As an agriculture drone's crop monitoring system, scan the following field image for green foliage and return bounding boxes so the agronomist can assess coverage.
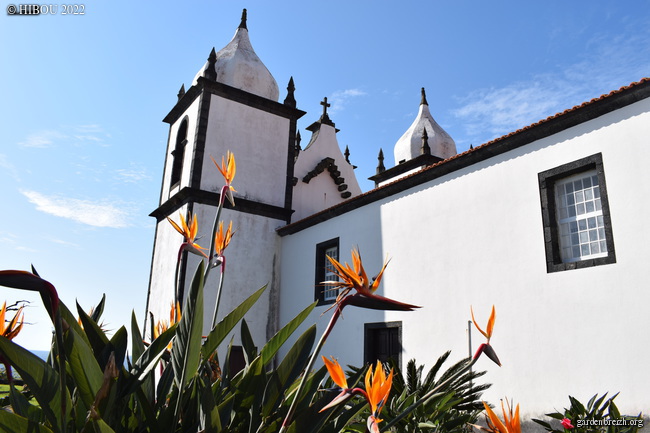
[532,393,644,433]
[0,275,497,433]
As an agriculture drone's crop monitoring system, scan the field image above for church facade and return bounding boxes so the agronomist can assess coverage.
[145,10,650,417]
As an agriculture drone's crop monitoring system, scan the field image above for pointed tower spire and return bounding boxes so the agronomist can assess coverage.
[376,148,386,174]
[393,87,456,164]
[284,76,296,107]
[239,8,247,30]
[420,128,431,155]
[177,84,186,101]
[420,87,428,106]
[204,47,217,81]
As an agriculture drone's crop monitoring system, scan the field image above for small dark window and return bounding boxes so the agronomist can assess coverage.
[315,238,339,305]
[364,321,402,367]
[170,119,188,187]
[538,153,616,273]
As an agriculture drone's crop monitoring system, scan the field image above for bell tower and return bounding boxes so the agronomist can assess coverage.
[145,9,305,345]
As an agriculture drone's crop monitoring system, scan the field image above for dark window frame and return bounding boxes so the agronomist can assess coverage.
[170,118,189,187]
[314,237,339,305]
[364,321,402,368]
[538,153,616,273]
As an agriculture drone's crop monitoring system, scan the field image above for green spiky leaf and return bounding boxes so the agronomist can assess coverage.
[172,261,205,390]
[201,285,266,359]
[64,327,103,409]
[0,410,54,433]
[259,302,316,365]
[0,336,70,432]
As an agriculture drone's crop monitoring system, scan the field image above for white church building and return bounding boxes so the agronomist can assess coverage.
[145,10,650,418]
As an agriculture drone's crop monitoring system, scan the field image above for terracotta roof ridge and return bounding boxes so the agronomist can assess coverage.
[470,77,650,152]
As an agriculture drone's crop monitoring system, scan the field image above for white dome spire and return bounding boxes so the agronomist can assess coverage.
[193,9,280,101]
[393,88,456,164]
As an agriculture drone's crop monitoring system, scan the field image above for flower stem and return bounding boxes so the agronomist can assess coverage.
[211,263,226,329]
[54,308,67,433]
[280,305,343,432]
[380,357,478,432]
[204,185,227,282]
[174,254,182,304]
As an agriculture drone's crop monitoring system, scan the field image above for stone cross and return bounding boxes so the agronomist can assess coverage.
[320,97,330,118]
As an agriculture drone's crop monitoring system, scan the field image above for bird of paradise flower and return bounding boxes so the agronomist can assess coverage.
[320,356,393,433]
[472,399,521,433]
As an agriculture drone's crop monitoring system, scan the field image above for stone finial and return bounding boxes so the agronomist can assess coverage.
[470,144,474,150]
[284,76,296,107]
[420,87,428,106]
[239,8,247,30]
[295,130,302,152]
[376,148,386,174]
[420,128,431,155]
[177,84,186,101]
[205,47,217,81]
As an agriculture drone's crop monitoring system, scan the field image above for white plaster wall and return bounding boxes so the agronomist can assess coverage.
[160,97,202,201]
[279,99,650,417]
[192,205,282,346]
[292,124,362,221]
[201,95,290,208]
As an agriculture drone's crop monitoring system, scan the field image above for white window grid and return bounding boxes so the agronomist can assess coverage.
[555,170,608,263]
[323,246,339,301]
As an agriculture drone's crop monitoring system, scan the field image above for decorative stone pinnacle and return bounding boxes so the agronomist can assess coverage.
[421,128,431,155]
[177,84,186,101]
[420,87,428,106]
[239,8,247,29]
[205,47,217,81]
[284,76,296,107]
[344,145,350,163]
[377,148,385,174]
[296,130,302,151]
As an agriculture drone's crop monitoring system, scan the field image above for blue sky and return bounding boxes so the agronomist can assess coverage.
[1,1,649,350]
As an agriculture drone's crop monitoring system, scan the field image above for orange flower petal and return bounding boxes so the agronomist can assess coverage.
[486,305,496,339]
[0,302,6,334]
[365,361,392,416]
[322,356,348,389]
[180,213,190,236]
[190,214,198,240]
[471,306,490,340]
[167,216,185,236]
[369,257,390,293]
[483,401,508,433]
